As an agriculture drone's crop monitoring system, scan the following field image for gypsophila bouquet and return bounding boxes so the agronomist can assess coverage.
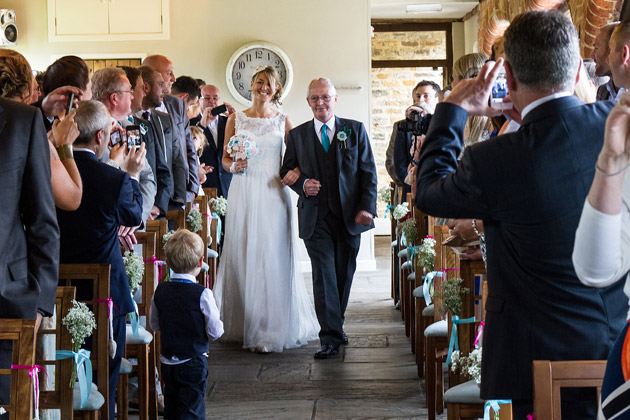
[434,277,469,317]
[187,206,202,233]
[162,230,175,250]
[378,185,393,204]
[123,251,144,292]
[398,219,418,245]
[450,347,482,384]
[392,202,410,220]
[418,236,436,271]
[62,300,96,387]
[209,196,227,217]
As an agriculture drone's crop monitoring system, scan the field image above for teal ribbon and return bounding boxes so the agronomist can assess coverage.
[446,315,476,365]
[484,399,512,420]
[423,271,440,306]
[406,245,421,268]
[56,349,92,408]
[384,205,394,218]
[401,232,406,247]
[129,296,140,338]
[213,212,222,244]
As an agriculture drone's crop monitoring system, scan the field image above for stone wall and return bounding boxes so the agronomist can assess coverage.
[371,29,446,213]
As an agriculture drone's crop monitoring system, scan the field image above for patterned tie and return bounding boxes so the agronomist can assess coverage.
[321,125,330,152]
[142,111,150,121]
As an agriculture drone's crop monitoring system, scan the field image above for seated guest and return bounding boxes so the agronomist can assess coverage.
[150,229,223,419]
[57,100,145,420]
[121,65,172,220]
[0,49,82,211]
[392,80,440,199]
[415,10,626,418]
[573,90,630,419]
[91,66,156,224]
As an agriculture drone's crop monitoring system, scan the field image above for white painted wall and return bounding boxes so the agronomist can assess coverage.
[464,13,480,53]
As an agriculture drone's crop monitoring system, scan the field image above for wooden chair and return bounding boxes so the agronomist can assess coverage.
[0,318,36,420]
[390,182,400,305]
[413,207,431,377]
[146,219,168,283]
[118,231,159,420]
[532,360,606,420]
[186,194,211,286]
[203,188,219,289]
[165,209,185,232]
[58,264,111,420]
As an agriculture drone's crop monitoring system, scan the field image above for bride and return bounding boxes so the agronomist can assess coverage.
[213,66,319,352]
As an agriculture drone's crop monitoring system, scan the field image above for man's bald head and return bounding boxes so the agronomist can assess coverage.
[142,54,175,94]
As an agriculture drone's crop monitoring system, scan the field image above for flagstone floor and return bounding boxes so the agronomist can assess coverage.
[131,236,447,419]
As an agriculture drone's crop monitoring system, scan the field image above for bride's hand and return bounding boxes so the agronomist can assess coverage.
[233,158,248,173]
[281,167,301,186]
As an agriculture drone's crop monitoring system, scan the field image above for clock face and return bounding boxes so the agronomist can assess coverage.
[226,42,293,106]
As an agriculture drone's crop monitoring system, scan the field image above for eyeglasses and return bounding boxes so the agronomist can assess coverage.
[202,96,220,101]
[308,95,333,103]
[114,90,133,95]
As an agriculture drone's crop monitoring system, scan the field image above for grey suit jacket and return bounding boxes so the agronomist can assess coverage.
[0,98,59,318]
[163,95,199,201]
[281,116,378,239]
[151,109,187,207]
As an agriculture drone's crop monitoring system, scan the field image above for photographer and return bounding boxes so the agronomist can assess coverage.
[392,80,440,199]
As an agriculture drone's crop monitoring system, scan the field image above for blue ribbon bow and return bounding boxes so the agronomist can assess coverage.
[423,271,440,306]
[384,205,394,218]
[484,399,512,420]
[56,349,92,408]
[406,245,422,267]
[446,315,476,365]
[129,296,140,338]
[212,212,222,244]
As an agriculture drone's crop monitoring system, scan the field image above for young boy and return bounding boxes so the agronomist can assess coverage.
[149,229,223,419]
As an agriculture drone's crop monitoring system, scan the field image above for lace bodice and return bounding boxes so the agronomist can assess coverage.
[234,111,286,173]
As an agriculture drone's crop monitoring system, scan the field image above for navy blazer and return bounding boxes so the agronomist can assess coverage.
[57,151,143,315]
[392,120,415,199]
[281,117,378,239]
[199,115,232,198]
[0,99,59,318]
[415,97,626,400]
[163,95,199,199]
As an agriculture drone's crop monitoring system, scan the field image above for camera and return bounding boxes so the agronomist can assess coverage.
[397,109,431,136]
[489,70,513,110]
[110,129,124,147]
[126,125,141,150]
[211,104,227,116]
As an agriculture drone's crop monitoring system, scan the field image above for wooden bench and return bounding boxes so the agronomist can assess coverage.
[0,319,36,420]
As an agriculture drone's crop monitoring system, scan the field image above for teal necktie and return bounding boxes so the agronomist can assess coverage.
[321,125,330,152]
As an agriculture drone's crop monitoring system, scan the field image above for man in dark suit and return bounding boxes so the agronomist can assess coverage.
[0,98,60,412]
[281,78,377,359]
[143,54,199,203]
[138,66,188,210]
[57,100,145,419]
[592,22,620,101]
[415,11,626,418]
[197,84,234,198]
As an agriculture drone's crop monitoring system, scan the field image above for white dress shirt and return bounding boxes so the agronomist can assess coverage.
[520,92,572,120]
[313,116,335,144]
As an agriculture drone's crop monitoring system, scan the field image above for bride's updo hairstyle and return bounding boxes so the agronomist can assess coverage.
[0,49,33,103]
[251,65,283,105]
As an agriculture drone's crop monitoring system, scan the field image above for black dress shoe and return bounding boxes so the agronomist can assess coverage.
[314,344,339,359]
[342,332,349,345]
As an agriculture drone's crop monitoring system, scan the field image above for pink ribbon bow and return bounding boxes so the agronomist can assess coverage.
[12,364,45,418]
[474,321,485,346]
[144,254,166,281]
[93,297,119,318]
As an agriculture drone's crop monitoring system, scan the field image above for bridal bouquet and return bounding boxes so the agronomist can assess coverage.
[227,134,259,161]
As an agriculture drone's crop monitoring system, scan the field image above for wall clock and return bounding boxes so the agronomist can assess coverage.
[226,41,293,106]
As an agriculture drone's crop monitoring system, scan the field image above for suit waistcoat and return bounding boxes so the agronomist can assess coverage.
[313,136,342,219]
[153,282,208,359]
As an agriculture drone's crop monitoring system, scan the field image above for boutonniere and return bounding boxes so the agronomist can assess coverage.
[139,123,148,136]
[337,127,352,149]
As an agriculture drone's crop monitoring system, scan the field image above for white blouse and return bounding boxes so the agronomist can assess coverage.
[573,171,630,319]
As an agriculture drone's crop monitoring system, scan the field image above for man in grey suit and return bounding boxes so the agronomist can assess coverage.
[0,98,60,411]
[281,78,377,359]
[143,54,199,203]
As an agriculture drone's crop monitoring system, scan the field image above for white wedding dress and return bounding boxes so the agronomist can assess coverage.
[213,111,319,352]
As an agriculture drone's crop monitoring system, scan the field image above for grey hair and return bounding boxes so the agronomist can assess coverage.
[307,78,337,97]
[73,100,111,146]
[504,10,580,92]
[91,67,127,103]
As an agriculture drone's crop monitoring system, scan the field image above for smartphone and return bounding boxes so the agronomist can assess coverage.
[489,70,512,110]
[109,129,123,147]
[67,92,75,115]
[211,104,227,116]
[126,125,141,150]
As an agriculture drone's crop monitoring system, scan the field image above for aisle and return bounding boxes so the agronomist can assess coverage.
[204,236,445,419]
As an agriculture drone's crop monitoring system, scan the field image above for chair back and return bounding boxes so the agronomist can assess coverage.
[38,286,76,418]
[0,318,36,420]
[131,232,158,321]
[532,360,606,420]
[165,209,185,231]
[146,220,168,283]
[58,264,111,420]
[186,195,211,285]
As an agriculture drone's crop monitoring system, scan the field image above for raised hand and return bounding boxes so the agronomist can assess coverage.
[51,110,79,146]
[41,85,83,118]
[599,91,630,175]
[445,59,504,117]
[124,142,147,178]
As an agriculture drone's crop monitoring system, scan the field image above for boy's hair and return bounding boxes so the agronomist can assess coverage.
[164,229,205,274]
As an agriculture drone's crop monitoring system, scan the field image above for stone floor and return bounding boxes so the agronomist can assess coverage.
[131,236,446,419]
